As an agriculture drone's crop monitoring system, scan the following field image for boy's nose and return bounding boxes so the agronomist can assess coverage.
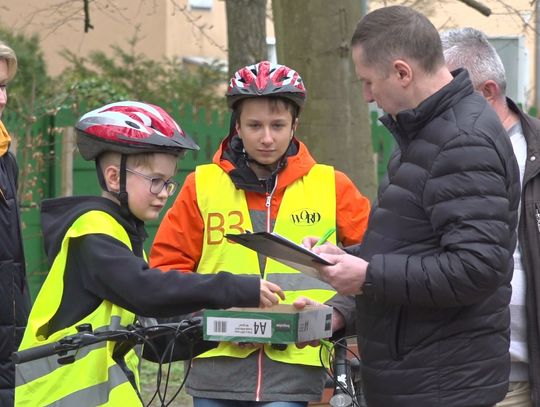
[261,127,273,143]
[157,185,170,199]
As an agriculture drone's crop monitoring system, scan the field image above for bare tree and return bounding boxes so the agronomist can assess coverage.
[225,0,267,77]
[272,0,377,199]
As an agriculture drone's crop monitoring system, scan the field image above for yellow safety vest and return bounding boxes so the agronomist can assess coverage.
[16,210,141,406]
[195,163,336,367]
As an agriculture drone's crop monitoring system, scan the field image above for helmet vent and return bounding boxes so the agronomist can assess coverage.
[125,120,141,129]
[75,100,199,159]
[225,61,307,110]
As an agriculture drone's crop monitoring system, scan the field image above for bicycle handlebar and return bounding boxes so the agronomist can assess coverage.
[12,318,204,365]
[13,341,67,364]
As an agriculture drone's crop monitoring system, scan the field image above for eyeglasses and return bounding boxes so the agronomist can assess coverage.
[125,168,179,196]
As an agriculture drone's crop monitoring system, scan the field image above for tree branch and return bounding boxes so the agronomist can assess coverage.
[83,0,94,32]
[457,0,492,16]
[169,0,227,53]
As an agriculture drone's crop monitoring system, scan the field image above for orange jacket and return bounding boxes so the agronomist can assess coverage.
[150,135,370,271]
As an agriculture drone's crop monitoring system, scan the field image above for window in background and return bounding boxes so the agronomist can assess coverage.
[267,37,277,64]
[189,0,213,10]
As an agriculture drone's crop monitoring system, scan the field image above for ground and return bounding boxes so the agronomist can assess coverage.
[140,359,193,407]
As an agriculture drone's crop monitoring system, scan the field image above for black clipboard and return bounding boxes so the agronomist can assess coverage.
[225,231,332,280]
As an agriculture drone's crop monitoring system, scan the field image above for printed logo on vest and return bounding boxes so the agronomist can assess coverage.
[290,209,321,225]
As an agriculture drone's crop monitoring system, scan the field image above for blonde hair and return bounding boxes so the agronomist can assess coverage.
[98,151,155,171]
[0,40,18,80]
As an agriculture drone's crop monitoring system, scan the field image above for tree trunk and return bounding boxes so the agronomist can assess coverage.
[272,0,377,200]
[225,0,267,78]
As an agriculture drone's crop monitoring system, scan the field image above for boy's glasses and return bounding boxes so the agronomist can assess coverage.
[125,168,179,196]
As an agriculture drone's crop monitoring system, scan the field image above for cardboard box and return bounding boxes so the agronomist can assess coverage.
[203,304,333,344]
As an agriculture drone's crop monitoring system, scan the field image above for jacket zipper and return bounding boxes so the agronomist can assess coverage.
[265,174,278,233]
[265,194,272,232]
[255,174,278,401]
[255,348,264,401]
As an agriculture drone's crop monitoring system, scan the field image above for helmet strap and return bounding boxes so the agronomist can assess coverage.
[118,154,131,219]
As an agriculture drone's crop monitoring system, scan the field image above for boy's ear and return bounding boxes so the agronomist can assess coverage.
[103,165,121,192]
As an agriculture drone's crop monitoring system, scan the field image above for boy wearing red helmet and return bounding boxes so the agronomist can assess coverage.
[15,101,284,406]
[151,61,371,406]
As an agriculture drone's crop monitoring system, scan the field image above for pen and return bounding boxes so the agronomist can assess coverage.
[313,226,336,247]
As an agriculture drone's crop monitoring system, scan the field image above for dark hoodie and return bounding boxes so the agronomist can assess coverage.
[39,195,260,336]
[0,121,31,407]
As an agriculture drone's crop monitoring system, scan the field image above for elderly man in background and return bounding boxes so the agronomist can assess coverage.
[442,26,540,407]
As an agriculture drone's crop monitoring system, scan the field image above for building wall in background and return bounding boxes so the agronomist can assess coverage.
[1,1,535,105]
[1,0,225,76]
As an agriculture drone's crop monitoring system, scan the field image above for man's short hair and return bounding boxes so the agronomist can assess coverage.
[440,27,507,94]
[0,40,18,80]
[351,5,445,75]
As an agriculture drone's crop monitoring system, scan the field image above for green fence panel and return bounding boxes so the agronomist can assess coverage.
[8,105,395,300]
[4,111,55,300]
[371,110,395,183]
[19,207,47,300]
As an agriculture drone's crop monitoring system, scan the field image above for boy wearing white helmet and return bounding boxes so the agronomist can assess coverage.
[15,101,284,406]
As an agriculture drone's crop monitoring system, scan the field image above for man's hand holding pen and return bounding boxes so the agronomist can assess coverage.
[303,235,368,296]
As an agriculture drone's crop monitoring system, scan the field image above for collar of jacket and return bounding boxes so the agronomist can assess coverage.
[507,97,540,171]
[212,133,317,194]
[40,196,147,263]
[380,68,474,142]
[0,121,11,156]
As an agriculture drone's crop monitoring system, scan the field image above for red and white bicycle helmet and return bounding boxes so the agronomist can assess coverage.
[226,61,306,110]
[75,101,199,160]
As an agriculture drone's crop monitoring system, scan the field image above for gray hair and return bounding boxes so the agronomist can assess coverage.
[440,27,506,94]
[0,40,17,80]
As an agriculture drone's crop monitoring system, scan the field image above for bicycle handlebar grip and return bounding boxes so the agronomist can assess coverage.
[12,342,61,364]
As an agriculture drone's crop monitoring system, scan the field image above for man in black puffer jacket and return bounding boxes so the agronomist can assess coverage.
[299,6,520,407]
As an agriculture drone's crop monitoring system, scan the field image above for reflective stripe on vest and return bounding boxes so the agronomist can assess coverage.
[195,163,336,366]
[15,210,141,406]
